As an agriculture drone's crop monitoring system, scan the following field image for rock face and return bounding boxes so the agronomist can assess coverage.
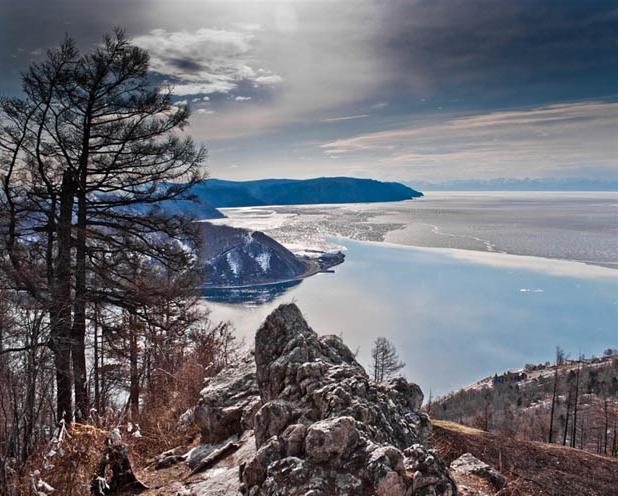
[190,303,455,495]
[194,353,261,444]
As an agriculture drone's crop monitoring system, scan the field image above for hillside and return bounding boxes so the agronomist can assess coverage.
[158,195,225,219]
[433,351,618,457]
[432,420,618,496]
[188,177,422,208]
[198,223,343,287]
[18,305,618,496]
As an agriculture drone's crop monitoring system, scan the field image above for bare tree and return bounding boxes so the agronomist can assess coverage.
[0,29,206,422]
[548,346,562,443]
[370,337,405,383]
[571,362,581,448]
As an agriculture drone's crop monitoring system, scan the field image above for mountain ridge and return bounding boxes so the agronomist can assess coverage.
[188,176,422,208]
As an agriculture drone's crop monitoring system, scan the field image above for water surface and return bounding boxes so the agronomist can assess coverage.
[207,238,618,397]
[205,193,618,397]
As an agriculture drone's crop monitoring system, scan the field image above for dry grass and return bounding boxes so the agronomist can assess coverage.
[431,419,618,496]
[18,423,108,496]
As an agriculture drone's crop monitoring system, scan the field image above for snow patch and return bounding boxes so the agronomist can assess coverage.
[226,251,241,276]
[256,251,271,272]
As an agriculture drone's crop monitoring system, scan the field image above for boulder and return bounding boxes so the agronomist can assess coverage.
[450,453,506,493]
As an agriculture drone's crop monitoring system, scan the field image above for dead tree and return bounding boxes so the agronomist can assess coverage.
[91,431,147,495]
[548,347,561,443]
[370,337,405,382]
[571,363,581,448]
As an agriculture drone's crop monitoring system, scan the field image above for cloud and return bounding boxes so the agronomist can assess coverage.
[370,102,388,109]
[376,1,618,101]
[320,114,369,123]
[320,101,618,180]
[132,28,282,96]
[234,96,251,101]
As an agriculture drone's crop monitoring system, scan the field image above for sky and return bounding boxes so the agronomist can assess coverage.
[1,0,617,184]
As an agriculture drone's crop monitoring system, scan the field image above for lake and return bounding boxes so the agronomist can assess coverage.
[204,192,618,398]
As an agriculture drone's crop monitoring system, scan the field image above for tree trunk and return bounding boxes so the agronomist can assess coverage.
[129,317,140,419]
[571,365,581,448]
[612,416,618,456]
[548,364,559,443]
[604,396,609,455]
[93,304,100,414]
[563,386,571,446]
[72,184,89,420]
[50,170,75,424]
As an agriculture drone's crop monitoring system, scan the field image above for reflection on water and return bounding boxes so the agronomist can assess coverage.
[202,279,301,305]
[205,239,618,398]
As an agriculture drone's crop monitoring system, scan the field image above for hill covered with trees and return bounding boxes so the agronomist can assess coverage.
[432,349,618,458]
[186,177,422,208]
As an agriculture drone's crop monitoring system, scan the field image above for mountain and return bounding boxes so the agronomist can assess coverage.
[157,195,225,219]
[188,177,422,208]
[198,223,308,287]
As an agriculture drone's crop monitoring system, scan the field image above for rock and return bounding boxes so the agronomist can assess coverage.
[450,453,506,492]
[185,440,242,478]
[194,353,261,443]
[304,417,362,463]
[240,303,456,496]
[184,304,454,495]
[184,431,257,496]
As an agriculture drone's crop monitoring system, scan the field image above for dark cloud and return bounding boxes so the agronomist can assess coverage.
[1,0,615,180]
[378,0,618,106]
[168,57,206,74]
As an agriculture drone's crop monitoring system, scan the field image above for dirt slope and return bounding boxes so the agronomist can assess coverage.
[432,420,618,496]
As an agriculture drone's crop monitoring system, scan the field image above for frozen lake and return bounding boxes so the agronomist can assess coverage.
[204,192,618,397]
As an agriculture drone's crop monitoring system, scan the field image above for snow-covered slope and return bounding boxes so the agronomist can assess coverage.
[198,223,307,287]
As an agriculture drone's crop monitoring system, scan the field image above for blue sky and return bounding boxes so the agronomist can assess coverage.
[1,0,617,183]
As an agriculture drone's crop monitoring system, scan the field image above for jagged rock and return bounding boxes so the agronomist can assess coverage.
[186,440,242,478]
[239,303,456,496]
[450,453,506,492]
[194,353,261,444]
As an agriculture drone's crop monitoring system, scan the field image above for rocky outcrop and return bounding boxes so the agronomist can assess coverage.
[188,303,455,495]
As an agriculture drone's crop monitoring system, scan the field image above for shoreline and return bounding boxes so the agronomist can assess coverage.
[201,252,345,290]
[336,237,618,280]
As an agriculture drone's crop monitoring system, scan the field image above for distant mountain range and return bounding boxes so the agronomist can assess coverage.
[188,177,422,209]
[412,178,618,191]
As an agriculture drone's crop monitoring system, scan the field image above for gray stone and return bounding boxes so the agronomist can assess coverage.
[194,353,260,443]
[184,304,455,496]
[450,452,506,490]
[242,303,455,496]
